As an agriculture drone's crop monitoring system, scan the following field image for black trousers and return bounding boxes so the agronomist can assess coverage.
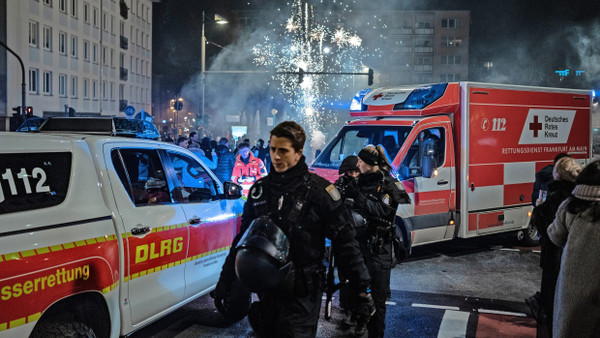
[361,242,392,338]
[251,287,322,338]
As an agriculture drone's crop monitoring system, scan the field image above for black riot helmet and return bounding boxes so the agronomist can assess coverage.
[235,216,291,293]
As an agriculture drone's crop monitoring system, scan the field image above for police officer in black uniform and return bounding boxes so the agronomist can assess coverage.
[344,144,410,338]
[213,121,374,338]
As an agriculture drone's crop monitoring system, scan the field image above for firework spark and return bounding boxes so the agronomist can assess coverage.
[252,0,364,137]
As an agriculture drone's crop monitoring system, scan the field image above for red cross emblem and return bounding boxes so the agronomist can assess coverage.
[372,93,384,100]
[529,115,543,137]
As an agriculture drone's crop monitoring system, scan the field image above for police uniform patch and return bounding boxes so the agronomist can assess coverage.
[395,181,405,191]
[325,184,341,201]
[382,194,391,205]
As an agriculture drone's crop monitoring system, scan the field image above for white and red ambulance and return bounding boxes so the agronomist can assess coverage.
[311,82,593,257]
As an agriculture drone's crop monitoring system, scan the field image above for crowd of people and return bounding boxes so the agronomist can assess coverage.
[170,131,271,196]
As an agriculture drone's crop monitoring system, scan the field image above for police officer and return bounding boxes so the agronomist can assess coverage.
[213,121,374,338]
[344,144,410,338]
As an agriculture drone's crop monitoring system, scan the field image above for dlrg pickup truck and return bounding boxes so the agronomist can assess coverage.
[0,117,244,337]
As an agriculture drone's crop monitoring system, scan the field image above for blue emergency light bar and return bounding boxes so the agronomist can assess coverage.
[350,88,372,111]
[20,117,161,140]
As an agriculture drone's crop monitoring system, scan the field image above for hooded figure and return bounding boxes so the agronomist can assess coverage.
[548,160,600,338]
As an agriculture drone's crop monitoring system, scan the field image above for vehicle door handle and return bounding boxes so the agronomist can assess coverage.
[437,180,449,186]
[131,226,150,236]
[188,216,202,225]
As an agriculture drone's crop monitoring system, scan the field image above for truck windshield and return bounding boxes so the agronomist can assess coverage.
[312,125,412,169]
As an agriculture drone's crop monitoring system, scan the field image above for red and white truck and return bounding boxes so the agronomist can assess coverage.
[311,82,593,257]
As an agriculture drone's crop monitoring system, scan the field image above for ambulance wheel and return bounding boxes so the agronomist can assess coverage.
[30,320,96,338]
[517,222,539,246]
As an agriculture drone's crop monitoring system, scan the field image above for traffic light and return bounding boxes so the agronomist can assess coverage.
[298,68,305,84]
[173,101,183,111]
[25,106,33,117]
[368,68,374,86]
[12,106,20,116]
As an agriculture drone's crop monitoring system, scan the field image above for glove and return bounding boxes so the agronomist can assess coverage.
[353,292,376,336]
[211,279,251,323]
[344,180,360,199]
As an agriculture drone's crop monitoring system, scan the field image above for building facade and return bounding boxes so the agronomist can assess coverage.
[1,0,153,130]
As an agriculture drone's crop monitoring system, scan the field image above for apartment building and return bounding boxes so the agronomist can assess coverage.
[0,0,153,130]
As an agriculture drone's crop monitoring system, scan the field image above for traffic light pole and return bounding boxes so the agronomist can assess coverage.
[0,40,27,119]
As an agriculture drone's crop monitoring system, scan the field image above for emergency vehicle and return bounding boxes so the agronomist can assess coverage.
[0,117,244,337]
[311,82,593,258]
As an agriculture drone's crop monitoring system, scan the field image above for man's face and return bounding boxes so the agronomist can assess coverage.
[239,147,251,159]
[192,134,198,141]
[270,135,302,173]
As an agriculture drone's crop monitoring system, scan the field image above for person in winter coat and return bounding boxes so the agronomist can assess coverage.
[531,156,581,336]
[547,160,600,338]
[231,142,267,196]
[344,145,411,338]
[214,137,236,185]
[532,153,571,206]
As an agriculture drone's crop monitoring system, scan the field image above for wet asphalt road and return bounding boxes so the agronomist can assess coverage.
[131,232,541,337]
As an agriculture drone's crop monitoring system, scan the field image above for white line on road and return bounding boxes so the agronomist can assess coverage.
[385,301,396,305]
[499,248,520,251]
[412,303,460,311]
[437,310,469,338]
[478,308,527,317]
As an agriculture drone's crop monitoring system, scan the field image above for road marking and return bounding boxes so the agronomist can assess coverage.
[478,308,527,317]
[437,310,469,338]
[412,303,460,311]
[499,248,520,251]
[385,301,396,305]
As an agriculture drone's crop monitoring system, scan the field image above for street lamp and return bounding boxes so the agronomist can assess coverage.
[201,11,228,128]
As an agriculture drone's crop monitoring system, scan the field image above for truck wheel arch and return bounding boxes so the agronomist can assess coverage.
[30,292,111,338]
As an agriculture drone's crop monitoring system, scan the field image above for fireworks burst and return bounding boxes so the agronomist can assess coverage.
[252,0,364,138]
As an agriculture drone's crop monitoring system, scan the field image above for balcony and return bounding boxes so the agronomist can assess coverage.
[120,36,128,50]
[119,100,128,112]
[120,67,128,81]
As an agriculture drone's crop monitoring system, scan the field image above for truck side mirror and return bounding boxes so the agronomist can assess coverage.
[422,155,435,178]
[223,181,243,199]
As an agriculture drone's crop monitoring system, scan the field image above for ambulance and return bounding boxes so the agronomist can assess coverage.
[311,82,593,258]
[0,117,244,337]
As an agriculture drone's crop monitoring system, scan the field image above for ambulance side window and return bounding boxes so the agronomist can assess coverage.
[111,149,171,206]
[399,127,445,178]
[165,151,218,203]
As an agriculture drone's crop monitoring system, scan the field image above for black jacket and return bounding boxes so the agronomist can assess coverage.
[533,179,574,269]
[351,171,410,267]
[214,144,236,184]
[218,158,371,293]
[532,165,554,206]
